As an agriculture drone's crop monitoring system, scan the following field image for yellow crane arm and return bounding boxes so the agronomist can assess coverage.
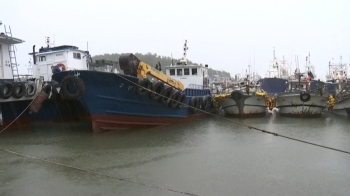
[119,53,184,91]
[137,62,184,90]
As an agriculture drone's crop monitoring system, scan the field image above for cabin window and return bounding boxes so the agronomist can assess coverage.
[169,69,175,75]
[73,53,81,59]
[192,68,197,75]
[39,56,46,62]
[56,53,63,57]
[184,68,189,75]
[177,69,182,76]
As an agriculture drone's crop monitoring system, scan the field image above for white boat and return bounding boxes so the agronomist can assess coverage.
[0,20,41,127]
[331,85,350,117]
[213,69,268,118]
[323,57,350,117]
[257,48,290,97]
[275,54,328,117]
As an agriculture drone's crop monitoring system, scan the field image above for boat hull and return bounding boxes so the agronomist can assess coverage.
[216,92,267,118]
[330,97,350,117]
[275,92,328,117]
[0,100,32,130]
[52,71,214,132]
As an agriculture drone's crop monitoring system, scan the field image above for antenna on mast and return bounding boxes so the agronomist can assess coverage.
[180,40,188,65]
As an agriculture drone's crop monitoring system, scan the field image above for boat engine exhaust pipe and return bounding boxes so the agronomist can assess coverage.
[32,45,36,64]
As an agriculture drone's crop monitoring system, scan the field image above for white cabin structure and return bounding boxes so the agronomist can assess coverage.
[0,21,23,81]
[164,40,209,89]
[30,40,90,81]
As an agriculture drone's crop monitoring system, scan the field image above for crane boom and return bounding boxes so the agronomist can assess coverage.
[119,53,184,91]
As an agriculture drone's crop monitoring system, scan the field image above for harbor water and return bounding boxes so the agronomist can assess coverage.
[1,112,350,196]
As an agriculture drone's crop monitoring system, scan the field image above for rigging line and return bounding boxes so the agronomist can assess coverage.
[115,74,350,155]
[0,148,201,196]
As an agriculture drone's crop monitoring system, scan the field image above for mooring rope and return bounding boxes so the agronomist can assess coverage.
[116,74,350,155]
[0,74,349,196]
[0,90,41,134]
[0,148,201,196]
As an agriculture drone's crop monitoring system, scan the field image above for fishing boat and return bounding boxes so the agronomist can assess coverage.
[274,54,328,117]
[0,21,40,129]
[28,37,90,121]
[213,68,268,117]
[257,49,290,96]
[325,57,350,117]
[47,40,213,131]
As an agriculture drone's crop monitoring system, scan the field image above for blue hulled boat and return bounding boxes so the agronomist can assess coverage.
[35,40,214,131]
[0,21,40,129]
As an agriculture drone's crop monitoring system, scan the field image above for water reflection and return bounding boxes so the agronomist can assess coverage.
[0,113,350,196]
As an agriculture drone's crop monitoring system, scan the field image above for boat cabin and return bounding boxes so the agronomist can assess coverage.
[29,39,91,81]
[165,61,209,89]
[0,22,23,82]
[164,40,209,89]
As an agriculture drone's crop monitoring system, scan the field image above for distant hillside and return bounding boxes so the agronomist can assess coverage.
[92,52,231,79]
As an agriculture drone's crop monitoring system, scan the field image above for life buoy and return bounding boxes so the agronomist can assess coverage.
[136,78,152,96]
[25,81,37,97]
[159,86,173,105]
[0,82,12,99]
[176,93,186,109]
[300,92,311,102]
[169,90,182,109]
[12,82,26,98]
[189,97,198,113]
[57,63,66,71]
[60,75,85,100]
[231,90,242,101]
[148,81,164,101]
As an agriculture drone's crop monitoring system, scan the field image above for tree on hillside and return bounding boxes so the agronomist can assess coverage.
[92,53,231,79]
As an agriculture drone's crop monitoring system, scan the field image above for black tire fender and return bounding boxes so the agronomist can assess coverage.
[136,78,152,96]
[25,81,37,97]
[12,82,26,99]
[169,90,182,109]
[197,96,203,110]
[300,92,311,102]
[176,93,186,109]
[231,90,242,101]
[189,97,198,113]
[60,75,85,100]
[160,86,173,105]
[149,81,164,101]
[0,82,13,99]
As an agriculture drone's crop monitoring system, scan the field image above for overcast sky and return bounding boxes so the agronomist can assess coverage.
[1,0,349,80]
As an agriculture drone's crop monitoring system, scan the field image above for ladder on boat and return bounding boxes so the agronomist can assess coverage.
[4,25,21,82]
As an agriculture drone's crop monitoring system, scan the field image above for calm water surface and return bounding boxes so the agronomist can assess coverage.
[0,112,350,196]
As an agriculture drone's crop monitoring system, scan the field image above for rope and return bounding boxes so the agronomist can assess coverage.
[0,74,349,195]
[0,148,201,196]
[0,88,42,134]
[116,74,350,155]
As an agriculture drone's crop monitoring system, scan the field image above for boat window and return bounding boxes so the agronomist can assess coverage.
[169,69,175,75]
[184,68,189,75]
[39,56,46,62]
[73,53,81,59]
[192,68,197,75]
[177,69,182,76]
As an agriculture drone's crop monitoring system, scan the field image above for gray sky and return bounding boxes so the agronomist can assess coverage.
[1,0,349,80]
